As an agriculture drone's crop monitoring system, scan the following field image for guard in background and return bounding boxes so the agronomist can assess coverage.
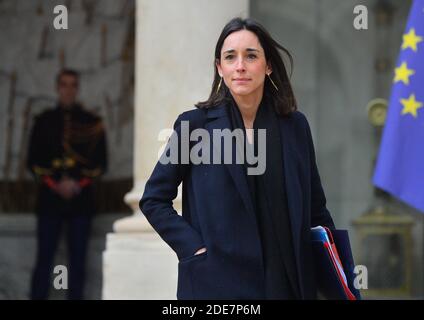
[27,69,107,300]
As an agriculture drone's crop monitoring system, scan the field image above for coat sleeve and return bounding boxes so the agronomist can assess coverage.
[139,113,205,260]
[301,114,336,229]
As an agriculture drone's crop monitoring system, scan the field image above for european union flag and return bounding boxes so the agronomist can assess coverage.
[373,0,424,212]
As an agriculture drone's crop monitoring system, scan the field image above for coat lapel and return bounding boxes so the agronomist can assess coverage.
[279,115,304,296]
[204,105,304,296]
[205,106,303,250]
[204,105,257,225]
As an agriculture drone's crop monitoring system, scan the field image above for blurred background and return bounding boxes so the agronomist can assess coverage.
[0,0,423,299]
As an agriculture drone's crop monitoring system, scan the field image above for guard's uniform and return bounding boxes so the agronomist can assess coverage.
[27,103,107,299]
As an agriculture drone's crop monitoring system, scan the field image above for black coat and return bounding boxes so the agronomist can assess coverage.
[27,104,107,215]
[140,103,335,299]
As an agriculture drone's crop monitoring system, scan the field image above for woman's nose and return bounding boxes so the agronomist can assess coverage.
[235,57,246,72]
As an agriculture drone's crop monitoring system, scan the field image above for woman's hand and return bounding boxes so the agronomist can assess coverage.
[194,247,207,255]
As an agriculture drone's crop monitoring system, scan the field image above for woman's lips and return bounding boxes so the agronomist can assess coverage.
[233,78,251,84]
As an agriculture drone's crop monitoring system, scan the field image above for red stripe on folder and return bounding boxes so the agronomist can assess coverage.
[323,241,356,300]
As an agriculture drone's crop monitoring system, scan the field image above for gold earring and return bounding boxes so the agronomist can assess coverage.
[216,77,222,94]
[267,73,279,91]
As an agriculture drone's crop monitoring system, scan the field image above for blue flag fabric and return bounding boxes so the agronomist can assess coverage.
[373,0,424,213]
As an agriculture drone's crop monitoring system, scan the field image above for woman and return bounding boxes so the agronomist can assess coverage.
[140,17,335,300]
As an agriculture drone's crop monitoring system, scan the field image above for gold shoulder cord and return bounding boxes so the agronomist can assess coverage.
[81,167,103,178]
[33,166,53,176]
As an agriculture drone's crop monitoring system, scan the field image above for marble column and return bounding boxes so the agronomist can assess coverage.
[102,0,249,299]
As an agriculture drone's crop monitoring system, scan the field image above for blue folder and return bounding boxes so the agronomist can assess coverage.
[311,227,361,300]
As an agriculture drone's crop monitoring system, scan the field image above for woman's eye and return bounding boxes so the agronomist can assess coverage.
[224,55,234,60]
[247,54,257,59]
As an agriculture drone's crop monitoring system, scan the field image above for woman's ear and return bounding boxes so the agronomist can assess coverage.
[216,59,222,77]
[266,63,272,75]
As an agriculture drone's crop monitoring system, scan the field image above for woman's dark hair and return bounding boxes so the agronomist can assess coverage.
[196,17,297,116]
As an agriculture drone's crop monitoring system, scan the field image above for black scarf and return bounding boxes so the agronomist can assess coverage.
[227,93,300,299]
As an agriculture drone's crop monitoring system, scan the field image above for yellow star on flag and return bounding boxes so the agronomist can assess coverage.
[394,62,415,84]
[401,28,423,52]
[401,94,423,118]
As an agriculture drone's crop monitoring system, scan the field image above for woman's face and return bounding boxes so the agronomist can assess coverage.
[216,30,271,99]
